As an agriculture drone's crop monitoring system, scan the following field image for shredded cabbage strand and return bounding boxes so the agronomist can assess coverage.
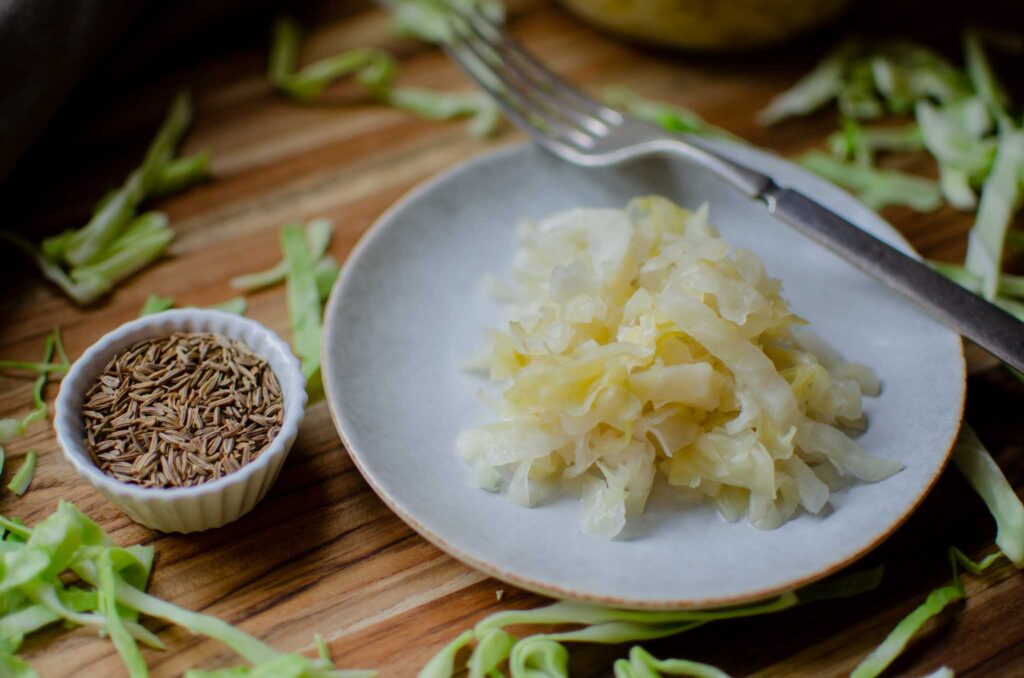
[422,566,882,678]
[851,547,1003,678]
[269,15,500,138]
[0,502,375,678]
[459,198,900,538]
[952,423,1024,567]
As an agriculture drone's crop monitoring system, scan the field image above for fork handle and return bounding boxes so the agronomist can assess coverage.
[761,184,1024,372]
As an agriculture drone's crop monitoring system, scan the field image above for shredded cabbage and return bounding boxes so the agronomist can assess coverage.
[0,329,69,448]
[389,0,505,45]
[139,294,175,316]
[963,30,1011,128]
[7,451,36,496]
[508,637,569,678]
[851,547,1002,678]
[282,223,325,398]
[0,502,375,678]
[418,631,475,678]
[269,16,500,137]
[424,566,882,678]
[757,39,861,126]
[207,297,249,316]
[828,120,923,165]
[953,423,1024,567]
[757,38,970,127]
[467,629,515,678]
[614,647,730,678]
[231,218,334,292]
[0,94,203,306]
[602,87,739,141]
[799,151,942,212]
[848,422,1024,678]
[138,294,247,317]
[459,197,900,538]
[963,130,1024,300]
[149,151,211,198]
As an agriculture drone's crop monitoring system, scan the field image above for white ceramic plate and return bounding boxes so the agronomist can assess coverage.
[322,142,965,609]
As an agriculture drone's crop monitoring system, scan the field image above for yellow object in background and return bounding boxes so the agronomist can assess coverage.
[558,0,855,50]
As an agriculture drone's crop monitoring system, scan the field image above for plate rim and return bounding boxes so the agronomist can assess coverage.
[322,141,966,610]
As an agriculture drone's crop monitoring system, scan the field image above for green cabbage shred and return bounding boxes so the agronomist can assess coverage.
[614,647,731,678]
[3,93,208,305]
[231,218,334,292]
[757,39,862,126]
[282,223,326,398]
[799,151,942,211]
[269,16,500,138]
[149,151,212,198]
[849,424,1024,678]
[753,29,1023,382]
[828,119,923,165]
[850,548,1003,678]
[0,502,375,677]
[389,0,504,45]
[953,424,1024,567]
[138,294,247,317]
[963,130,1024,299]
[6,450,36,496]
[139,294,176,316]
[0,329,69,445]
[602,86,740,141]
[419,567,882,678]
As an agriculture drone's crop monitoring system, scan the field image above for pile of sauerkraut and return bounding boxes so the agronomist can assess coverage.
[458,196,902,538]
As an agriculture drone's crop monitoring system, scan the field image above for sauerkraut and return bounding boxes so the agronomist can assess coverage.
[458,196,902,538]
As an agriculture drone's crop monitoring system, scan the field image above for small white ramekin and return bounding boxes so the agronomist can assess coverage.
[55,309,307,533]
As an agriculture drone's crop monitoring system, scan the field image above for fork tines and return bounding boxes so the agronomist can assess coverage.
[443,3,624,154]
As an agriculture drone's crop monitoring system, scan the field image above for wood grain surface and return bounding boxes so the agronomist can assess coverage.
[1,1,1022,676]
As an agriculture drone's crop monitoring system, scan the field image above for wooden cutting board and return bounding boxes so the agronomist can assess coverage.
[1,1,1022,675]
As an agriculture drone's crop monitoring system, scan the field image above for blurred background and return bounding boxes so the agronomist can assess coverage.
[3,0,1022,240]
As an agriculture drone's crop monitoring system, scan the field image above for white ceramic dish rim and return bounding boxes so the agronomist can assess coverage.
[55,309,308,501]
[322,141,966,609]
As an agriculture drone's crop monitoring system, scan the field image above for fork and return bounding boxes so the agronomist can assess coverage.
[442,5,1024,372]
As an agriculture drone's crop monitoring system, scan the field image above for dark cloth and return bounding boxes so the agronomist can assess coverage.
[0,1,268,185]
[0,1,145,182]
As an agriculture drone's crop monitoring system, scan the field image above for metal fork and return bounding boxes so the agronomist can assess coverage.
[442,5,1024,372]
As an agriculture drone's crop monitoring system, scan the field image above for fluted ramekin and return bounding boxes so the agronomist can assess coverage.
[54,309,307,533]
